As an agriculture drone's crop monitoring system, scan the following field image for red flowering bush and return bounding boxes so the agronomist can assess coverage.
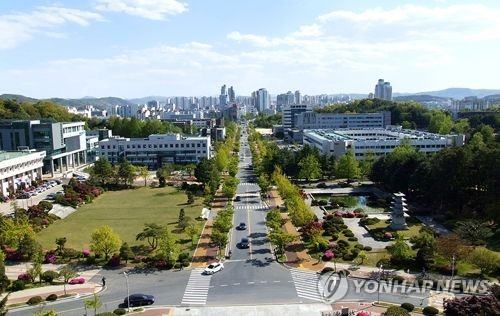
[323,250,334,261]
[384,232,393,239]
[45,252,57,264]
[82,249,91,257]
[17,273,30,281]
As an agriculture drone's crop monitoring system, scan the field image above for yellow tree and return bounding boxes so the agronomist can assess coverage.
[90,226,121,260]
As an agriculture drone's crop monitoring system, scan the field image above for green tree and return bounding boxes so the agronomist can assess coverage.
[90,225,121,260]
[0,294,8,316]
[389,237,412,263]
[0,251,10,293]
[117,159,135,186]
[455,220,492,245]
[157,229,180,264]
[90,159,113,185]
[358,251,367,264]
[55,237,67,255]
[18,232,41,260]
[119,242,134,264]
[136,223,164,251]
[186,191,195,204]
[428,110,453,134]
[186,224,200,247]
[178,216,192,232]
[359,151,376,180]
[156,164,172,187]
[211,230,228,258]
[31,251,44,284]
[268,230,296,258]
[298,154,322,182]
[136,166,149,187]
[84,293,102,316]
[335,150,360,180]
[453,118,470,134]
[58,266,77,295]
[178,208,185,224]
[257,174,271,193]
[222,176,239,200]
[467,247,499,275]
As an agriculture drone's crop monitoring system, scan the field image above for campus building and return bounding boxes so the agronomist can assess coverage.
[0,120,88,176]
[0,150,46,197]
[98,134,211,168]
[303,127,465,159]
[294,111,391,130]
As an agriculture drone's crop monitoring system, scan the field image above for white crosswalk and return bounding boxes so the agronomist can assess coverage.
[290,268,324,302]
[239,182,258,186]
[181,268,212,305]
[234,204,269,210]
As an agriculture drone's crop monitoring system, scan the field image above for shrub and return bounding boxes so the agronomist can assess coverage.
[382,306,410,316]
[422,306,439,315]
[320,267,335,274]
[107,255,121,267]
[62,248,81,259]
[348,237,358,241]
[17,273,30,282]
[344,232,355,238]
[42,270,60,283]
[82,249,91,257]
[96,313,116,316]
[27,296,43,305]
[10,280,25,291]
[337,240,349,248]
[113,308,127,315]
[323,250,334,261]
[384,232,393,239]
[355,244,364,250]
[331,233,339,241]
[392,275,406,284]
[44,252,57,264]
[400,303,414,312]
[364,246,372,251]
[46,294,58,301]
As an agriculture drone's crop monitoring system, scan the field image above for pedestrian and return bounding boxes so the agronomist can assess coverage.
[101,276,106,287]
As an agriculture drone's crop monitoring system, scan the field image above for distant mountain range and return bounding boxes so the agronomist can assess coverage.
[1,87,500,110]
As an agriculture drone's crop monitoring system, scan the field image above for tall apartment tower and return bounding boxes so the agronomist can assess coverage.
[228,86,236,103]
[295,90,301,104]
[254,88,269,113]
[220,84,228,107]
[374,79,393,101]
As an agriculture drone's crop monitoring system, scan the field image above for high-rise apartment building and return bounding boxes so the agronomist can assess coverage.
[252,88,270,113]
[219,84,228,107]
[374,79,393,101]
[228,86,236,103]
[295,90,301,104]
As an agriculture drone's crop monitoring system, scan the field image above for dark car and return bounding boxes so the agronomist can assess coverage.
[236,222,247,230]
[235,196,241,202]
[238,238,250,249]
[124,294,155,307]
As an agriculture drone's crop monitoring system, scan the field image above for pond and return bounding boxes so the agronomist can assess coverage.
[311,194,388,214]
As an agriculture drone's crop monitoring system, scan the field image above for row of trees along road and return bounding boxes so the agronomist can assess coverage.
[194,122,240,203]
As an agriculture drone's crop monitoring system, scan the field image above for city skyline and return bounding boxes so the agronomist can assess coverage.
[1,0,500,98]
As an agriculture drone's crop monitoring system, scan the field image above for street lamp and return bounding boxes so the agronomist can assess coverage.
[123,272,130,311]
[451,254,456,280]
[377,264,383,304]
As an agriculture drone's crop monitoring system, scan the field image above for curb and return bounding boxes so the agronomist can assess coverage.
[6,284,105,311]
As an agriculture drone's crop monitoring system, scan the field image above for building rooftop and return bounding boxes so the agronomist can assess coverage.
[0,151,33,162]
[305,128,450,142]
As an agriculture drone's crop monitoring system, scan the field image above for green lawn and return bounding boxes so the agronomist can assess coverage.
[36,186,204,252]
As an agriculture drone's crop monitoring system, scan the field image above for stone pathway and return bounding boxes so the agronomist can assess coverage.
[343,218,390,249]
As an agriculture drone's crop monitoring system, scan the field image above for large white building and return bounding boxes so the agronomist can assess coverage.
[0,150,46,197]
[98,134,211,168]
[282,104,309,129]
[303,127,464,159]
[294,111,391,130]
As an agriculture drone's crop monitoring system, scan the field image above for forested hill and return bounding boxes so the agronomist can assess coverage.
[0,94,132,110]
[0,98,82,122]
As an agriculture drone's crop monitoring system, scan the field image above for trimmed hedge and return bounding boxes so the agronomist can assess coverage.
[113,308,127,315]
[401,302,414,312]
[422,306,439,315]
[45,294,58,301]
[27,296,43,305]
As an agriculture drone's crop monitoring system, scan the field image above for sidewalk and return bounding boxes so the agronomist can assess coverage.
[332,302,422,316]
[190,189,229,267]
[267,190,324,272]
[3,282,102,306]
[173,303,333,316]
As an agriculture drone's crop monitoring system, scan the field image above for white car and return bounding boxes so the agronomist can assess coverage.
[203,262,224,275]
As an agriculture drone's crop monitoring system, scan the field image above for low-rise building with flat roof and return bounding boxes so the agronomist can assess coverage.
[0,150,46,197]
[98,133,211,169]
[303,127,465,159]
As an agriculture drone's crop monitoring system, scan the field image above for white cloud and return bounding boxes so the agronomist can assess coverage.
[0,6,103,50]
[293,24,322,37]
[94,0,188,20]
[226,31,276,47]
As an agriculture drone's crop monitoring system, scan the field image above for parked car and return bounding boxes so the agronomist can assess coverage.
[55,179,63,184]
[203,262,224,275]
[235,196,241,202]
[123,294,155,307]
[236,222,247,230]
[237,238,250,249]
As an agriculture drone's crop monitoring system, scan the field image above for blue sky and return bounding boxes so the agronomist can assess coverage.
[1,0,500,98]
